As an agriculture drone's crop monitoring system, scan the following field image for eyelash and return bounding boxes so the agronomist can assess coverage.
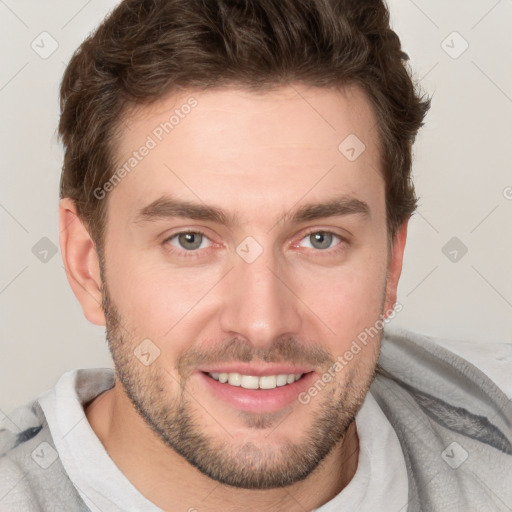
[163,229,347,259]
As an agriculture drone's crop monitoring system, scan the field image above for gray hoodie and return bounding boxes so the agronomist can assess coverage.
[0,327,511,511]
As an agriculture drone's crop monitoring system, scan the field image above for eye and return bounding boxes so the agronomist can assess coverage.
[298,231,342,251]
[166,231,211,251]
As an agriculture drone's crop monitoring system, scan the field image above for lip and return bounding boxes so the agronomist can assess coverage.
[197,370,317,414]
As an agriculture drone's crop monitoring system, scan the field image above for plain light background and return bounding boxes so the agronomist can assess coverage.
[1,0,511,414]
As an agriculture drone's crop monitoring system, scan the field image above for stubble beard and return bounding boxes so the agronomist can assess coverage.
[100,283,382,489]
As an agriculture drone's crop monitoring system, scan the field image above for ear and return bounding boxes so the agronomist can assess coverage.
[382,220,408,316]
[59,198,105,326]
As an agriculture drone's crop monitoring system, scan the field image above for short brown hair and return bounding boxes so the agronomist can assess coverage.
[59,0,430,252]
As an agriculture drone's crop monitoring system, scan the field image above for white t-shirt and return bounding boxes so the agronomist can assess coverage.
[36,368,408,512]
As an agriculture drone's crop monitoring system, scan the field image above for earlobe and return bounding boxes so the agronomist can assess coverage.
[59,198,106,326]
[383,221,408,316]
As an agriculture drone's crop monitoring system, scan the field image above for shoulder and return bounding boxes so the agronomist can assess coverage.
[380,325,512,404]
[374,326,512,508]
[0,402,48,511]
[425,333,512,399]
[0,454,41,511]
[0,401,88,511]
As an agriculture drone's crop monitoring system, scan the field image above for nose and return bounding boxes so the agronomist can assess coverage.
[219,245,302,349]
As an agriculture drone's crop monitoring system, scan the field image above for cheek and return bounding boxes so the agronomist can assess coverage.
[105,251,223,339]
[295,253,387,343]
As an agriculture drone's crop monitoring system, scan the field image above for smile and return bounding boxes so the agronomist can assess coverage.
[207,372,304,390]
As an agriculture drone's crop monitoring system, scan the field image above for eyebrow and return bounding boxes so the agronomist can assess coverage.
[133,194,371,226]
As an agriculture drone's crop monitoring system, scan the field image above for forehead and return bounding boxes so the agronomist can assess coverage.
[109,84,384,226]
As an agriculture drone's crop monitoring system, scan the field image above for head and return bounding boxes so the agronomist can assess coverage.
[59,0,429,489]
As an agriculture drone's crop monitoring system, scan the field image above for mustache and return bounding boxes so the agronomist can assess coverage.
[176,335,334,377]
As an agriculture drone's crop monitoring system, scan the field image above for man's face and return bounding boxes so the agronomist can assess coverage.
[100,85,398,488]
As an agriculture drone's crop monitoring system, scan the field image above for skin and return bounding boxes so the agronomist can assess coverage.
[59,84,407,512]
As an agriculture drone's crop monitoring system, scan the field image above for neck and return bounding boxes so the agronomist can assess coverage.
[85,383,359,512]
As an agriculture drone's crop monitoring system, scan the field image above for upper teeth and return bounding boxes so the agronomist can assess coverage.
[208,372,303,390]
